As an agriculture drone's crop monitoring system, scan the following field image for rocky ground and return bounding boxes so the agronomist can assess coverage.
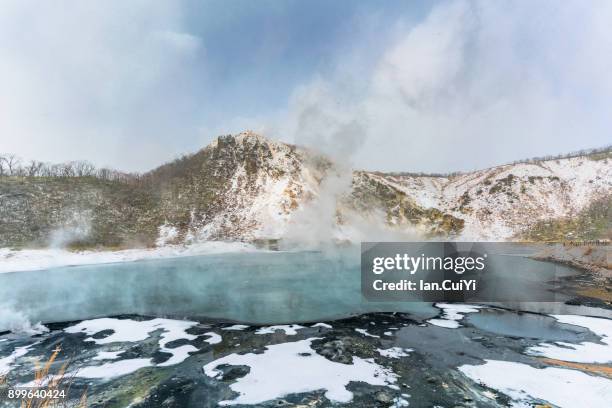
[532,244,610,278]
[1,305,610,407]
[532,244,611,308]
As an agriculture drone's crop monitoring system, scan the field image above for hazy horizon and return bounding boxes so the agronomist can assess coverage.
[1,0,611,173]
[2,129,610,176]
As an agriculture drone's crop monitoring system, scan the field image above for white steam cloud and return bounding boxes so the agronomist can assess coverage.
[0,0,610,173]
[271,0,612,173]
[0,305,48,335]
[48,209,92,249]
[273,0,612,246]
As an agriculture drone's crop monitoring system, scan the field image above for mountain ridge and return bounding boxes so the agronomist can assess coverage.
[0,131,610,248]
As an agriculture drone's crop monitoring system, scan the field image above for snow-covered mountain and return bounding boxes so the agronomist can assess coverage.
[144,132,612,243]
[150,132,333,243]
[149,132,467,245]
[0,131,610,248]
[372,156,611,240]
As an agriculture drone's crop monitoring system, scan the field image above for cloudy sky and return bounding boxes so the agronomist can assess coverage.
[1,0,610,173]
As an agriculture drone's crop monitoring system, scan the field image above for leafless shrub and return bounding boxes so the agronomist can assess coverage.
[0,154,140,184]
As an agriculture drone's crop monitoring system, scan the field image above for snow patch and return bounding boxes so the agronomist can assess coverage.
[75,358,152,379]
[65,317,199,369]
[203,338,398,405]
[527,315,612,363]
[0,241,259,274]
[0,344,33,375]
[377,347,413,359]
[355,328,380,338]
[204,332,222,345]
[222,325,249,331]
[459,359,612,408]
[427,319,461,329]
[92,351,123,361]
[391,396,410,407]
[158,345,197,367]
[427,303,483,329]
[155,223,179,246]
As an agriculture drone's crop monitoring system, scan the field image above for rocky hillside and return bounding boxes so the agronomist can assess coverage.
[375,152,611,240]
[145,132,332,243]
[0,177,160,248]
[0,132,610,248]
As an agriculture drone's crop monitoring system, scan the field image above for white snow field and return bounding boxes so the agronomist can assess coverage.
[64,317,214,376]
[203,338,399,406]
[0,241,258,273]
[459,359,612,408]
[527,314,612,364]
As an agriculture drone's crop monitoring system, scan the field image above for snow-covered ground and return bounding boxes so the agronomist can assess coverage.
[0,241,259,274]
[455,311,612,407]
[65,317,206,374]
[203,338,399,406]
[65,318,198,345]
[459,360,612,408]
[1,317,219,380]
[0,344,33,376]
[2,304,611,407]
[75,358,153,380]
[527,314,612,364]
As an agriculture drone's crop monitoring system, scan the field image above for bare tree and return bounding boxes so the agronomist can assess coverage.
[46,163,60,177]
[26,160,44,177]
[97,168,111,180]
[2,154,21,176]
[60,162,75,177]
[73,160,96,177]
[39,162,52,177]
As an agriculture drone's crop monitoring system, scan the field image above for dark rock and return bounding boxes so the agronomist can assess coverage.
[214,364,250,382]
[375,391,393,403]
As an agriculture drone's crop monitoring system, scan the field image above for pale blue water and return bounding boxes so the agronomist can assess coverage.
[466,308,593,340]
[0,247,600,329]
[0,248,437,327]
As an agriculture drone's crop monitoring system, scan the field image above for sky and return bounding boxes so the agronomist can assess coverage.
[0,0,610,173]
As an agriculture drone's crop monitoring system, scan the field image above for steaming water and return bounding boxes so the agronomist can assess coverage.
[0,246,605,331]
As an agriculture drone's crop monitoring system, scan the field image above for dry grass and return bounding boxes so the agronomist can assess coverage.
[539,357,612,378]
[576,286,612,302]
[16,346,87,408]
